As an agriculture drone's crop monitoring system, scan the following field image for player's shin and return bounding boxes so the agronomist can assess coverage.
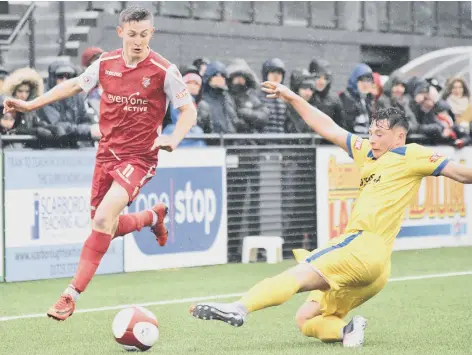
[237,272,301,313]
[301,315,346,342]
[113,210,155,238]
[70,230,112,293]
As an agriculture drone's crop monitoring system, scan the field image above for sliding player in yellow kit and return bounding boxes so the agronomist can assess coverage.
[189,81,472,348]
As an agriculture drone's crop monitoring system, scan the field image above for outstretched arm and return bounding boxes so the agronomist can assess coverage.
[168,103,197,143]
[3,78,83,114]
[261,82,350,152]
[150,103,197,152]
[441,161,472,184]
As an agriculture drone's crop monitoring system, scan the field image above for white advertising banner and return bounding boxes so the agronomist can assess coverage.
[4,150,124,282]
[316,145,472,251]
[124,148,228,272]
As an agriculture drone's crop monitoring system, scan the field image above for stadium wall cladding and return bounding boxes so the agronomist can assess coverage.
[73,2,472,94]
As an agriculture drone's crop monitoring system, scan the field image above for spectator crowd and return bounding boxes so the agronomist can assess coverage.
[1,48,472,149]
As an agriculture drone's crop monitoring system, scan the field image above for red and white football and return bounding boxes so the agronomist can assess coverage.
[112,306,159,352]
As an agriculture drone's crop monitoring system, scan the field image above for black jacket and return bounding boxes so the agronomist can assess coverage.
[201,61,242,134]
[37,60,94,147]
[258,58,288,133]
[196,100,213,134]
[0,67,55,148]
[308,59,346,127]
[339,64,374,133]
[227,58,270,133]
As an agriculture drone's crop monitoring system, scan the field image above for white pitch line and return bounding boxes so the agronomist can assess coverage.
[1,270,472,322]
[0,292,245,322]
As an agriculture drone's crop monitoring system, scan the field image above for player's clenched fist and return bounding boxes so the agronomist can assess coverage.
[151,136,179,152]
[3,98,33,114]
[260,81,297,102]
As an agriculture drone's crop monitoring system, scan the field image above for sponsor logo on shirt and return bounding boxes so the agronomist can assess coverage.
[176,88,189,100]
[105,70,123,77]
[142,76,151,88]
[107,92,149,112]
[430,153,443,163]
[354,137,363,150]
[82,75,92,84]
[360,173,382,188]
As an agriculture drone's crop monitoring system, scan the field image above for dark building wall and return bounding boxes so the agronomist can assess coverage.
[81,9,472,93]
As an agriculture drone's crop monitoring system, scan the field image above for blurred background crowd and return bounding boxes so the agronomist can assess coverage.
[2,51,472,149]
[1,1,472,149]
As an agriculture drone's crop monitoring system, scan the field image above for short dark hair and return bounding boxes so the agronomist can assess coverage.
[371,107,409,132]
[119,5,153,26]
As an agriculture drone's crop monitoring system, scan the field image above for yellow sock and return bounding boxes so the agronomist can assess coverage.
[301,315,346,343]
[239,273,300,313]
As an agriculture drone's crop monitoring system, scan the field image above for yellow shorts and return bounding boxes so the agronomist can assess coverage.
[293,231,391,318]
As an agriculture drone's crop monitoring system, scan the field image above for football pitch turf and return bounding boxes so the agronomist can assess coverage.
[1,246,472,355]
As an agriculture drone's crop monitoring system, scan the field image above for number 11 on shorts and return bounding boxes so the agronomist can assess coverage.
[122,164,134,179]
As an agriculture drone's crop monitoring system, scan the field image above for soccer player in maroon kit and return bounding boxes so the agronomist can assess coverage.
[3,6,197,321]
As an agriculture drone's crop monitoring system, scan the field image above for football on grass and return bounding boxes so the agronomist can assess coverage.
[112,306,159,351]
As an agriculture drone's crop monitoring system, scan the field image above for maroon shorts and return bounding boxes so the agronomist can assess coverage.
[90,160,156,219]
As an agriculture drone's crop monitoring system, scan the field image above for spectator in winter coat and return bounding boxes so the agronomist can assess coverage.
[376,77,418,133]
[409,78,469,147]
[339,64,374,134]
[201,61,243,134]
[37,60,100,148]
[285,69,316,133]
[258,58,288,133]
[163,71,211,147]
[193,57,210,77]
[227,58,269,133]
[441,77,470,124]
[0,67,55,148]
[308,58,345,128]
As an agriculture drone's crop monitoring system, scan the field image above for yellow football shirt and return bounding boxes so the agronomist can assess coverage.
[343,133,450,249]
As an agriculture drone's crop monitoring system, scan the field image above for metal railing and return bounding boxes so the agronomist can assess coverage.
[0,3,36,67]
[0,132,432,146]
[0,132,437,261]
[58,2,66,56]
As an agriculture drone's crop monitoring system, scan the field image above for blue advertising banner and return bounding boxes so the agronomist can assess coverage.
[124,148,227,272]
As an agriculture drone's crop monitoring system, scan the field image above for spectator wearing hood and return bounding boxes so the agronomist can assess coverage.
[193,57,210,77]
[0,67,55,148]
[408,78,445,140]
[227,58,269,133]
[339,64,374,134]
[285,69,316,133]
[308,58,345,128]
[257,58,288,133]
[409,78,469,147]
[37,60,99,148]
[376,77,418,133]
[201,61,242,133]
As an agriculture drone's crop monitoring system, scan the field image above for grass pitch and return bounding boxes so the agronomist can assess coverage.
[1,247,472,355]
